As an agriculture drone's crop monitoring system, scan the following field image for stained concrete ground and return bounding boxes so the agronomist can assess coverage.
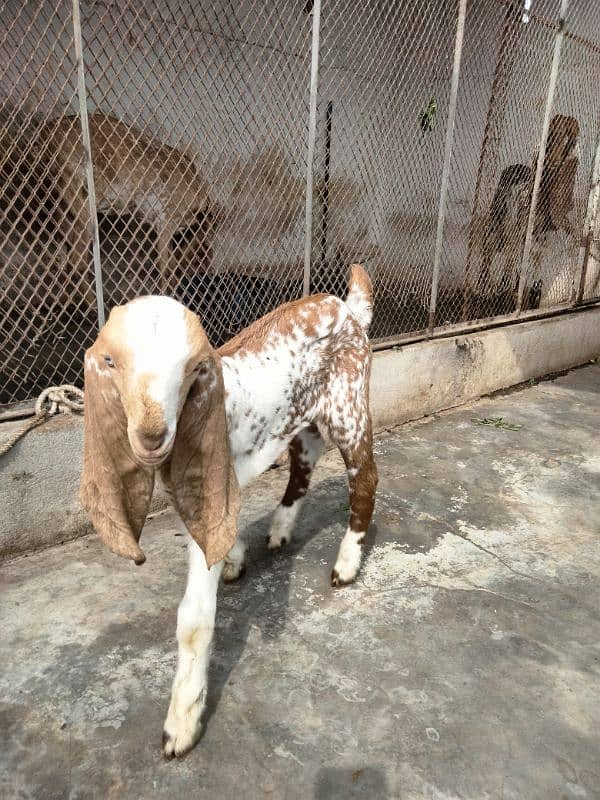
[2,363,600,800]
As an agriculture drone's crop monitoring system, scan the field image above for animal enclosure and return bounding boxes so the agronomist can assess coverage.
[1,0,600,406]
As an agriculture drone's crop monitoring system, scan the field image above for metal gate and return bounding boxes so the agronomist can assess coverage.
[2,0,600,407]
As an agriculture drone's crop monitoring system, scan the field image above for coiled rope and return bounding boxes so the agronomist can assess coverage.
[0,385,84,457]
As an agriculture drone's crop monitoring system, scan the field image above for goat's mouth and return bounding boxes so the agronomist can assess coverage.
[129,436,175,468]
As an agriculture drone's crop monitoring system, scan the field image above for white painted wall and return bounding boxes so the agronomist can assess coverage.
[2,0,600,302]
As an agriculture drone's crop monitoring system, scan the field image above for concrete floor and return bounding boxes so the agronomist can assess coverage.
[1,363,600,799]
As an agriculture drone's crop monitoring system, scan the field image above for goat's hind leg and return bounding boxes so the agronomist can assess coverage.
[267,424,325,550]
[331,417,378,587]
[163,532,222,758]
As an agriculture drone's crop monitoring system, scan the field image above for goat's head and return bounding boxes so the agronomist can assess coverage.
[79,296,240,567]
[90,296,212,466]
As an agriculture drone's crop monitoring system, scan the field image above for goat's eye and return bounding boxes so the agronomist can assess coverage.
[103,355,115,368]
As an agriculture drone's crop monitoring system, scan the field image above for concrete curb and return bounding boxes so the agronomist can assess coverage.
[2,305,599,561]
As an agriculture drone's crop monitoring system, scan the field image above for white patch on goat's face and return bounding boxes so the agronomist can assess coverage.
[124,296,192,441]
[84,353,111,377]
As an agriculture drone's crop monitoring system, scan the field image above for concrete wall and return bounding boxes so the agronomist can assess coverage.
[2,304,599,561]
[370,306,600,428]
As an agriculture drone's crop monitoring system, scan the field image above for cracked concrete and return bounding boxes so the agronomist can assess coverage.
[1,363,600,799]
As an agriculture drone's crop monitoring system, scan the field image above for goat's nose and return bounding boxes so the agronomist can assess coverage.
[136,426,168,452]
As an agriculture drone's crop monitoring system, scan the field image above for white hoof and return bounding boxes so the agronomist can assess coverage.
[223,539,246,582]
[162,691,205,758]
[267,503,300,550]
[222,558,245,583]
[331,529,364,586]
[267,530,290,550]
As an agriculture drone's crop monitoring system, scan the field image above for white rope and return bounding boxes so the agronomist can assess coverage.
[0,385,84,457]
[34,385,84,416]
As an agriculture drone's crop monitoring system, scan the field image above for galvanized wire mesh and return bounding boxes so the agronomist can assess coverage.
[454,0,558,324]
[537,30,600,308]
[453,0,600,327]
[1,0,600,407]
[311,0,457,340]
[0,2,96,406]
[78,0,312,345]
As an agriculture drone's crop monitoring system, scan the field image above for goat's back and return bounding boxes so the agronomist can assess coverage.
[218,292,344,359]
[37,113,209,221]
[219,265,372,358]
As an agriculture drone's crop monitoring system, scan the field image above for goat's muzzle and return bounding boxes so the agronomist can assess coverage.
[129,427,174,467]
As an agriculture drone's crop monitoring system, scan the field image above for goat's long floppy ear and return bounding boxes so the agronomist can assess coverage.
[163,356,240,568]
[79,349,154,565]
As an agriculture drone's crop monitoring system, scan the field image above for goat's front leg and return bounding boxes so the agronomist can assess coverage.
[163,534,222,758]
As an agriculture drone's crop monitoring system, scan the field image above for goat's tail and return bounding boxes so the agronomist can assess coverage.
[345,263,373,332]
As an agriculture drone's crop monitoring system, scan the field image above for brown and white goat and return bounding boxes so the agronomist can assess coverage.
[479,114,580,300]
[39,113,211,303]
[80,264,378,757]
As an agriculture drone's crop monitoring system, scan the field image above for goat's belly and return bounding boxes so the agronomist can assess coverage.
[232,440,289,489]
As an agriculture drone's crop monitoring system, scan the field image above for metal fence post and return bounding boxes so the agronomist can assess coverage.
[428,0,467,333]
[572,129,600,305]
[303,0,322,297]
[516,0,569,314]
[72,0,105,328]
[462,0,521,320]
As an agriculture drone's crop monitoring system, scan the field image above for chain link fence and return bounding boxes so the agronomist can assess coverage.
[2,0,600,407]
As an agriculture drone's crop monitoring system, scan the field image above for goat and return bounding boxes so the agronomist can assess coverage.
[37,113,211,305]
[479,114,580,303]
[79,264,378,758]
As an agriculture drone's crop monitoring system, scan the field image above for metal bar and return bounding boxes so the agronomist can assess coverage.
[572,129,600,305]
[462,0,521,319]
[372,299,598,353]
[516,0,569,314]
[72,0,105,328]
[531,9,600,56]
[318,99,333,286]
[302,0,322,297]
[428,0,467,333]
